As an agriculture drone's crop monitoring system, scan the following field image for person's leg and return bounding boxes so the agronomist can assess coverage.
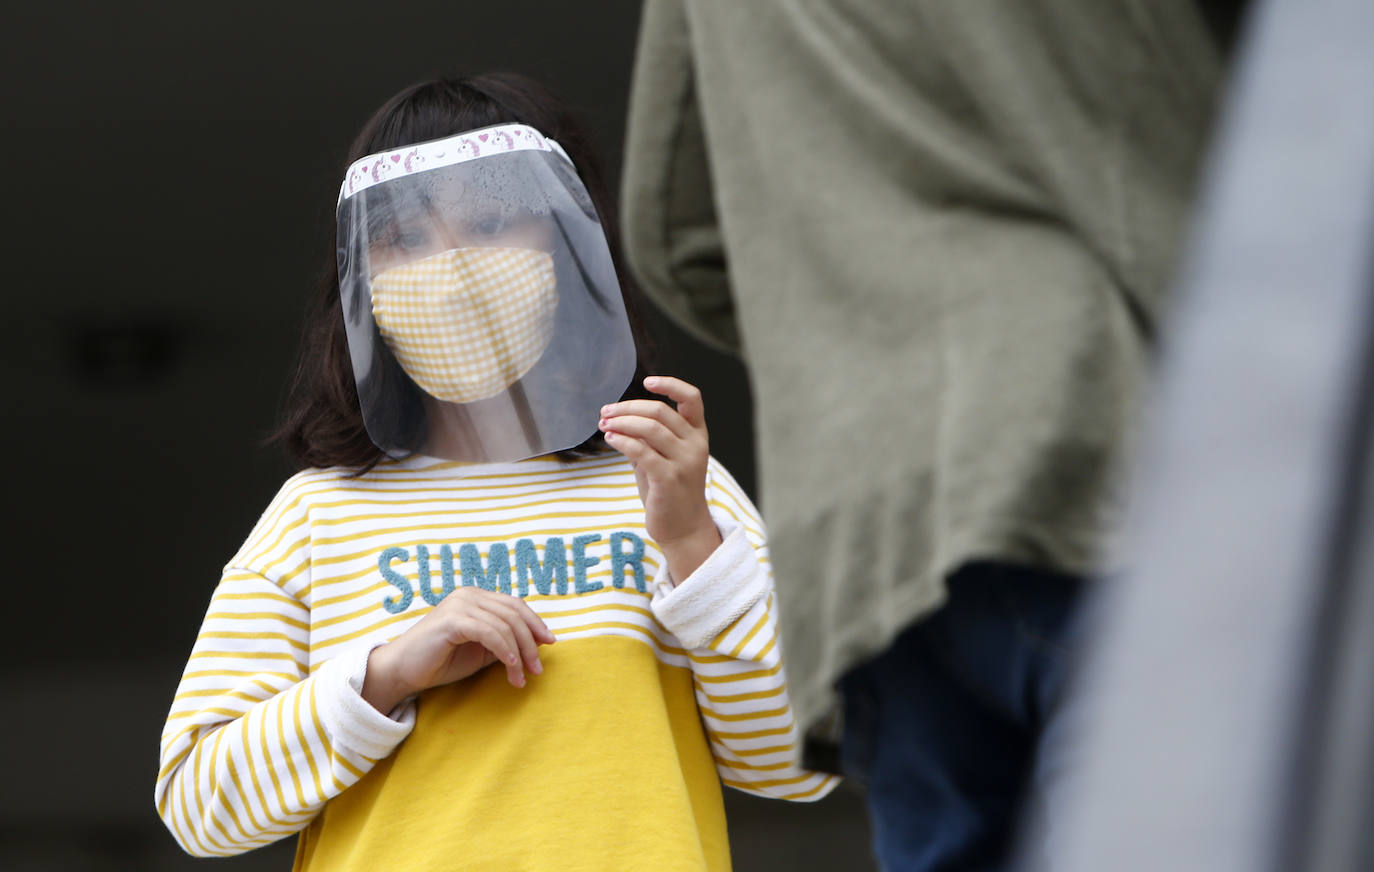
[840,563,1084,872]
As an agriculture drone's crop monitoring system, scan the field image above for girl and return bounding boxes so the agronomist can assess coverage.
[154,74,836,872]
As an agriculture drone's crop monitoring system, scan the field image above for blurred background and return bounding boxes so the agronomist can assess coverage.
[0,3,874,869]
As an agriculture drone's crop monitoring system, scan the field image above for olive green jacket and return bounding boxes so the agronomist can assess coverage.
[622,0,1220,741]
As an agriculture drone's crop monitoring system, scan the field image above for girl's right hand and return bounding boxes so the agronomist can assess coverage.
[361,587,555,714]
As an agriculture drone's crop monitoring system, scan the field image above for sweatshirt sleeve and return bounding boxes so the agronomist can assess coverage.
[153,569,414,857]
[621,0,741,355]
[649,459,840,801]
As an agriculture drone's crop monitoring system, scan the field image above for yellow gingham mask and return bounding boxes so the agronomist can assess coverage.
[371,247,558,403]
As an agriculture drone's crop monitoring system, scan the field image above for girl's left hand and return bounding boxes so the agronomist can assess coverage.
[600,376,722,583]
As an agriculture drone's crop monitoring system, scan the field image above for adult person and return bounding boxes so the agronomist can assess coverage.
[621,4,1224,868]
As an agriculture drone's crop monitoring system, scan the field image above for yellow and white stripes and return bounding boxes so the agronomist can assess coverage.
[155,574,412,857]
[691,592,836,800]
[647,493,840,801]
[155,451,835,858]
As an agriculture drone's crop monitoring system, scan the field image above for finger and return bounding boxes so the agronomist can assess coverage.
[478,590,556,644]
[456,585,554,646]
[603,431,669,472]
[600,414,681,459]
[599,399,691,440]
[478,596,545,675]
[643,376,705,429]
[505,594,557,645]
[466,611,526,688]
[447,613,517,675]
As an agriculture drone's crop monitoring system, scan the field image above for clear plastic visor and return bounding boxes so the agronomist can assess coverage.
[336,135,636,463]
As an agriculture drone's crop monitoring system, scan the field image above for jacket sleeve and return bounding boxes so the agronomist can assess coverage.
[649,459,840,801]
[621,0,741,355]
[153,570,414,857]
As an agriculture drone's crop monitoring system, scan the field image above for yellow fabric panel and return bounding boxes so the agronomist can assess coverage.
[293,635,730,872]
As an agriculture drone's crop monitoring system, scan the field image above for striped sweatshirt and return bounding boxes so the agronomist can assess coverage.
[155,450,837,871]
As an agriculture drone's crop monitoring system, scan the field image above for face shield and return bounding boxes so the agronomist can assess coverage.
[336,124,637,463]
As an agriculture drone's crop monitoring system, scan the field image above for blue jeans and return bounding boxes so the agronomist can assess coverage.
[839,562,1084,872]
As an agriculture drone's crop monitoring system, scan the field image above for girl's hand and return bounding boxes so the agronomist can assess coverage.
[599,376,723,584]
[362,587,555,714]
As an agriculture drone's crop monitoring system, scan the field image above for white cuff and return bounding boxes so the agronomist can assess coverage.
[650,511,769,650]
[314,643,416,760]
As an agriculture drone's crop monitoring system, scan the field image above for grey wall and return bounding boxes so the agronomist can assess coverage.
[0,3,871,869]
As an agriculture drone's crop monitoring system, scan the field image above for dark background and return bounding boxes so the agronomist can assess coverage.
[0,2,872,869]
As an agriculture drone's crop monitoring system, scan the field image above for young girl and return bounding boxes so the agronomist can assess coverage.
[154,74,836,871]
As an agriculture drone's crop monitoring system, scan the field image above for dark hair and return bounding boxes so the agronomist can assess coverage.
[272,73,656,472]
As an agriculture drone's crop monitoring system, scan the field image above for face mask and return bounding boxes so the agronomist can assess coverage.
[371,247,558,403]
